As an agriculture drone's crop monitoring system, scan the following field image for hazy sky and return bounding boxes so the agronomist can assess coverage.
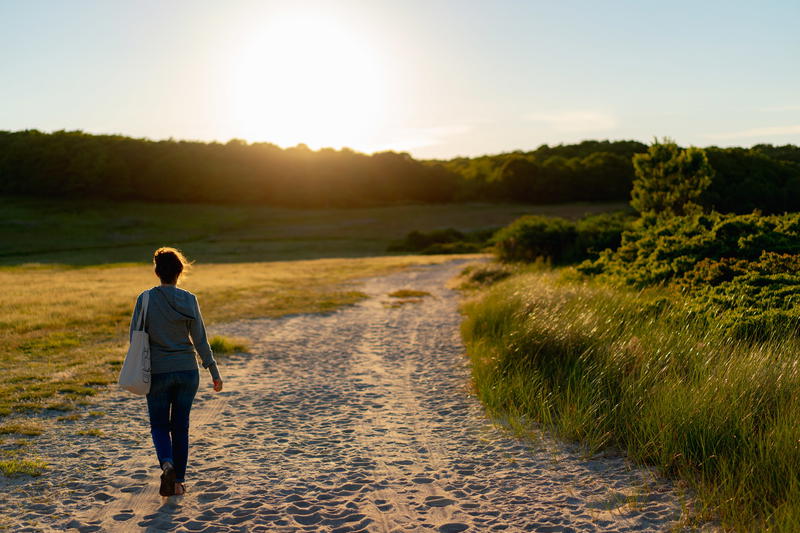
[1,0,798,158]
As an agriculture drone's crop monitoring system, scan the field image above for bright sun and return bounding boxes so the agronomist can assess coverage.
[231,14,386,151]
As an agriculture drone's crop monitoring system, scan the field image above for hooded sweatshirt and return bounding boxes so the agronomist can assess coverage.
[129,285,221,381]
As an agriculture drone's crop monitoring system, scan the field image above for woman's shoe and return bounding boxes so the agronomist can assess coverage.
[160,463,176,496]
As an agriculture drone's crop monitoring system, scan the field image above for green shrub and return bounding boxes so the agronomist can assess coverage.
[581,212,800,287]
[578,212,800,338]
[491,215,577,263]
[575,211,635,255]
[387,227,496,254]
[492,211,632,264]
[680,252,800,338]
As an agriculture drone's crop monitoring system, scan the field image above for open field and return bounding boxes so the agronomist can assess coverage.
[0,255,479,422]
[462,266,800,530]
[0,196,626,264]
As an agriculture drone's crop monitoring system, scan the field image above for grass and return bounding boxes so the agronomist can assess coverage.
[209,335,250,354]
[0,457,46,477]
[0,421,44,436]
[0,255,468,419]
[0,195,625,265]
[0,195,625,481]
[462,267,800,530]
[388,289,431,298]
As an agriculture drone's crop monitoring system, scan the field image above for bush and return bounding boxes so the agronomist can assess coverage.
[387,227,496,254]
[581,211,800,287]
[575,211,635,256]
[680,252,800,338]
[579,212,800,338]
[492,211,633,264]
[491,215,577,263]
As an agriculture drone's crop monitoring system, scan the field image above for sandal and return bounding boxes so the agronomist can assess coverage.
[160,463,176,497]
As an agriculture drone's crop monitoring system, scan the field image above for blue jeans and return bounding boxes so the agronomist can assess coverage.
[146,369,199,483]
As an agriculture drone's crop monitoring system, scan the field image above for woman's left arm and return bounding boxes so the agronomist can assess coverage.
[189,295,222,382]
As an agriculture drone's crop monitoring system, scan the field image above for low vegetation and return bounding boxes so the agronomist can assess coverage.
[0,457,47,477]
[463,140,800,529]
[0,255,464,426]
[579,212,800,338]
[462,270,800,529]
[387,227,496,254]
[2,196,615,265]
[388,289,431,298]
[0,421,44,436]
[209,335,250,355]
[491,211,634,263]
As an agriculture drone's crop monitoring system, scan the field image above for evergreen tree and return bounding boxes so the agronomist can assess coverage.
[631,138,713,217]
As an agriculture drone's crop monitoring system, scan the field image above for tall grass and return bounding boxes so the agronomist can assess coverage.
[462,269,800,530]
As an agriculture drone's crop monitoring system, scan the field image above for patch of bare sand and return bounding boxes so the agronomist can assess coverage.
[0,260,712,532]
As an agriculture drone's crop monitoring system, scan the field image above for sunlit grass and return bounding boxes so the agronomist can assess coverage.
[0,421,44,436]
[462,268,800,530]
[209,335,250,354]
[0,255,465,422]
[0,457,47,477]
[388,289,431,298]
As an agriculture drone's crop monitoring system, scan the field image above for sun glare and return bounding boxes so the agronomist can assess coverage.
[231,14,386,151]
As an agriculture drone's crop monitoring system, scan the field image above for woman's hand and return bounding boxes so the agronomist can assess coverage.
[212,378,223,392]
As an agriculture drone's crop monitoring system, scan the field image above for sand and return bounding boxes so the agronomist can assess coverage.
[0,260,709,532]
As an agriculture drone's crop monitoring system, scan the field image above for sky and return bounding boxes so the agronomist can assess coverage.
[1,0,798,158]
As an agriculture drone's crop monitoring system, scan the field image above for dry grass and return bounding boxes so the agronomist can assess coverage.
[388,289,432,298]
[0,457,47,477]
[209,335,250,355]
[0,255,469,419]
[0,421,44,436]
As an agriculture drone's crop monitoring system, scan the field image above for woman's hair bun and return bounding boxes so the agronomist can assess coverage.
[153,247,191,284]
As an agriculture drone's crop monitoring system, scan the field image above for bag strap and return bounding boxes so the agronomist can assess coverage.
[135,290,150,332]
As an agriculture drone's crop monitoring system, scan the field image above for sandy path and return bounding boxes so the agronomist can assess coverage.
[0,260,699,532]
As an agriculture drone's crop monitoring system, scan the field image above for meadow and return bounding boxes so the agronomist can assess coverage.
[0,197,622,475]
[0,195,622,264]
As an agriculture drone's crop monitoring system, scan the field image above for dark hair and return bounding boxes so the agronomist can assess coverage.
[153,247,191,284]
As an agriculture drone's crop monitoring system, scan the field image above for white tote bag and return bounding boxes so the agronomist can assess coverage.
[118,290,151,395]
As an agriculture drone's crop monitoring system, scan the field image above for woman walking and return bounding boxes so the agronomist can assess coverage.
[129,247,223,496]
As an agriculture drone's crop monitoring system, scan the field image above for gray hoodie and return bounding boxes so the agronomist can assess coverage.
[129,285,221,381]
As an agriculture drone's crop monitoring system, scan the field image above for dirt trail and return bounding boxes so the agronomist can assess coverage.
[1,260,698,532]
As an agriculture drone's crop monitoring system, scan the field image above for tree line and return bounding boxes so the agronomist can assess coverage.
[1,130,799,212]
